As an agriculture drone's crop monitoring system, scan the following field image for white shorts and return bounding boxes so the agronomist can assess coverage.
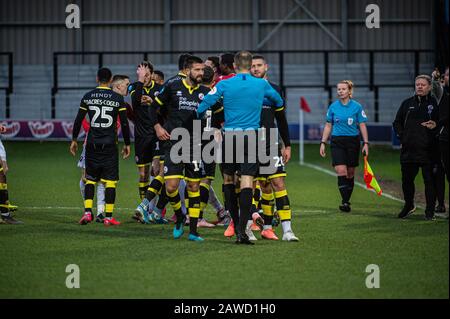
[77,145,86,169]
[0,139,6,162]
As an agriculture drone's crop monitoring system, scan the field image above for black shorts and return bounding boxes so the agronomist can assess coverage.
[152,138,165,162]
[330,135,361,167]
[162,140,201,182]
[85,143,119,182]
[257,147,286,181]
[221,131,259,177]
[134,135,154,166]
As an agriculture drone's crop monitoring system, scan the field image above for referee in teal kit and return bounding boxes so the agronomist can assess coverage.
[319,80,370,213]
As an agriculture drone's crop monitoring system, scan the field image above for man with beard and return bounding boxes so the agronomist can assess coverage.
[136,56,209,241]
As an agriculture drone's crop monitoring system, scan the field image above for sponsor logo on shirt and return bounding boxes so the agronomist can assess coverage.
[178,97,199,111]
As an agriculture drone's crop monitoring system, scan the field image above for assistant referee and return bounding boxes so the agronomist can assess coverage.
[319,80,369,213]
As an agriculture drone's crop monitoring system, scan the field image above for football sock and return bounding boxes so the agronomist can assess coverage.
[188,190,201,235]
[199,183,210,219]
[179,179,187,215]
[261,192,274,226]
[139,180,149,200]
[253,184,261,211]
[208,186,223,212]
[238,188,253,237]
[275,189,292,224]
[84,180,96,214]
[338,175,349,203]
[167,189,183,224]
[96,181,105,215]
[79,178,85,200]
[104,180,117,219]
[144,175,164,204]
[154,185,169,215]
[347,177,354,202]
[223,184,239,228]
[281,220,292,233]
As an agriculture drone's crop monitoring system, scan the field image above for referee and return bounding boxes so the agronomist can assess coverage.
[319,80,369,213]
[197,51,284,245]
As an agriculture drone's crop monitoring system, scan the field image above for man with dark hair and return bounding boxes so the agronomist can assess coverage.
[250,55,298,241]
[205,56,220,85]
[218,53,236,81]
[77,74,131,224]
[70,67,131,226]
[152,70,165,85]
[136,56,210,241]
[198,51,284,245]
[164,54,192,85]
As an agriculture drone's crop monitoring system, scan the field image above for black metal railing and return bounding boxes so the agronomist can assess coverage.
[0,52,13,118]
[51,49,433,120]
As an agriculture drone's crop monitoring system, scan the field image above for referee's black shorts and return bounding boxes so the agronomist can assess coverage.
[85,143,119,182]
[221,131,259,177]
[330,135,361,167]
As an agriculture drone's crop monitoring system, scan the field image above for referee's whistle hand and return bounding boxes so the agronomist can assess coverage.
[319,144,326,158]
[122,145,131,159]
[70,141,78,156]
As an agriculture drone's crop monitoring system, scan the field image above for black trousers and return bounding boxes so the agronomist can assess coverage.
[401,162,436,213]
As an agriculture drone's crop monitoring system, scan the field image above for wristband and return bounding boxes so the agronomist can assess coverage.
[363,142,369,145]
[320,141,327,145]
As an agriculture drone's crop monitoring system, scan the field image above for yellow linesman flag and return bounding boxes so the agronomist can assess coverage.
[363,156,382,196]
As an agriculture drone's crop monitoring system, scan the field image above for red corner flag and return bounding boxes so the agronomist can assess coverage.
[300,96,311,113]
[363,156,382,196]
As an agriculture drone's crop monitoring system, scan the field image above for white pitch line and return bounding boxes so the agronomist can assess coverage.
[302,162,404,203]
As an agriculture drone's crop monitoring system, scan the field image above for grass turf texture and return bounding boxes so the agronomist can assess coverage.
[0,141,448,298]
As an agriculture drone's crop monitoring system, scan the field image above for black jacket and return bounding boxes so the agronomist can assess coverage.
[438,86,449,143]
[393,93,439,164]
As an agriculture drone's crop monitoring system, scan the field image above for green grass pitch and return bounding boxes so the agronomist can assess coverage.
[0,141,448,298]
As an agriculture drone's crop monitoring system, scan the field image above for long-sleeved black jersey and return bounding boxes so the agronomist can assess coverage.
[260,81,291,147]
[128,80,162,138]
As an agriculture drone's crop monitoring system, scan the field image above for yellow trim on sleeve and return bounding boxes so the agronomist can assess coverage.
[155,96,164,106]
